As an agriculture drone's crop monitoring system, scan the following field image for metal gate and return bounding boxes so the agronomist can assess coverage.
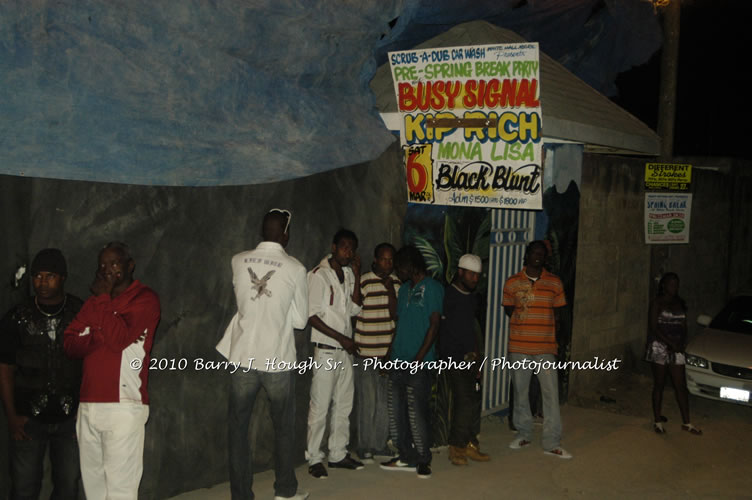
[482,208,536,415]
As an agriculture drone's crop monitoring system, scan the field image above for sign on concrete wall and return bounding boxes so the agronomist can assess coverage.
[644,163,692,190]
[645,192,692,244]
[388,43,543,210]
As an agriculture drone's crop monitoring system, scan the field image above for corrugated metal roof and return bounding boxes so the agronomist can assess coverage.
[371,20,660,156]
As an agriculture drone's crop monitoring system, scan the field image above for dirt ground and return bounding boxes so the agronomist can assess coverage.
[172,372,752,500]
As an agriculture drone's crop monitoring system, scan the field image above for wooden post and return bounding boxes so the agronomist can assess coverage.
[651,1,682,301]
[657,0,680,160]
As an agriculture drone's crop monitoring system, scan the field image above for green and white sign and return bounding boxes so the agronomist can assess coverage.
[645,192,692,244]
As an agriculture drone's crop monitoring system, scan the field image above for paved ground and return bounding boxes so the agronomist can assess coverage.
[171,373,752,500]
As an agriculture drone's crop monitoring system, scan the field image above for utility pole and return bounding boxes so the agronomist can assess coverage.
[657,0,680,160]
[651,0,681,297]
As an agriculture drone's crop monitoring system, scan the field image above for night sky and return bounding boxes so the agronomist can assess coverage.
[611,0,749,159]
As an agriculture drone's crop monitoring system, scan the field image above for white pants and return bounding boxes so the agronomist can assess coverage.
[77,402,149,500]
[306,346,354,464]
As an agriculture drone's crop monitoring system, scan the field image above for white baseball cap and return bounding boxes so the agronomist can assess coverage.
[458,254,482,273]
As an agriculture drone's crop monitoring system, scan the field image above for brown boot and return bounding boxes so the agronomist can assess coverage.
[448,445,468,466]
[466,442,491,461]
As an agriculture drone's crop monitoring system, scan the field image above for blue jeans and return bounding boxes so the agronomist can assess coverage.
[509,352,562,451]
[10,415,80,500]
[353,357,390,455]
[228,369,297,500]
[387,369,432,466]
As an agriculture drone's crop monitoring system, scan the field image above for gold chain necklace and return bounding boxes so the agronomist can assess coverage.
[34,295,67,317]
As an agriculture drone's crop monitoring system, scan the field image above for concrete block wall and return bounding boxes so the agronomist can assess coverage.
[670,157,752,319]
[659,163,732,329]
[569,155,651,395]
[569,154,752,397]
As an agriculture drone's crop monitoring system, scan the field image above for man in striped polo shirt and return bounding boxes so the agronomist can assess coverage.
[353,243,400,462]
[502,240,571,459]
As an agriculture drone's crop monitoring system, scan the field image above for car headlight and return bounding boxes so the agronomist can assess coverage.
[685,354,708,369]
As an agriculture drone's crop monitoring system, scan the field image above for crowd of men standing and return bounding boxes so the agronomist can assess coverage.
[218,209,570,500]
[0,208,569,500]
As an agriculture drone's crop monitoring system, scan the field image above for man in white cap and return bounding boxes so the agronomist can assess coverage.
[438,254,490,466]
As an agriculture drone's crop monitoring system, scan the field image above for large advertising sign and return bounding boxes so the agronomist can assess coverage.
[388,43,543,209]
[645,193,692,244]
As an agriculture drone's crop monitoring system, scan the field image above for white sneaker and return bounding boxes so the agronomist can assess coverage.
[359,451,374,464]
[509,438,531,449]
[274,491,309,500]
[544,447,572,459]
[380,457,416,472]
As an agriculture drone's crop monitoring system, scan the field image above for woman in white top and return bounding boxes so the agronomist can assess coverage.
[646,272,701,435]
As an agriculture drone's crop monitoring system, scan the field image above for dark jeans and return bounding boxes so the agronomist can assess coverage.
[387,369,432,466]
[10,415,80,500]
[353,357,390,455]
[446,369,481,448]
[228,369,297,500]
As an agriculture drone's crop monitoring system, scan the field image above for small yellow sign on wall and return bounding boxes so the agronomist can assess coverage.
[645,163,692,191]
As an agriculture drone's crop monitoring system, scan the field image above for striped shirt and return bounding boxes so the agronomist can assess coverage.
[354,271,400,358]
[502,268,566,355]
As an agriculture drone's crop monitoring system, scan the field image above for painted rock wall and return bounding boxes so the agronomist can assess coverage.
[0,142,406,499]
[0,1,659,186]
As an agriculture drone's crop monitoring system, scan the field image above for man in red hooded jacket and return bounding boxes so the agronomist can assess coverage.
[64,242,160,500]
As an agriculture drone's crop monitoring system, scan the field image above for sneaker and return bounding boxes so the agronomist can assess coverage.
[509,438,531,450]
[329,454,364,470]
[308,462,328,479]
[544,447,573,459]
[466,442,491,462]
[359,451,375,464]
[681,423,702,435]
[274,491,309,500]
[380,457,416,472]
[417,463,431,479]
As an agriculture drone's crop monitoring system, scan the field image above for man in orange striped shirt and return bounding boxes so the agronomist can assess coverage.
[502,240,571,459]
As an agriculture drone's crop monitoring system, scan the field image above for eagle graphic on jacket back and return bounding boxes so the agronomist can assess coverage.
[248,266,275,300]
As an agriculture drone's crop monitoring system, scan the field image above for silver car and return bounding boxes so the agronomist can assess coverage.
[685,294,752,406]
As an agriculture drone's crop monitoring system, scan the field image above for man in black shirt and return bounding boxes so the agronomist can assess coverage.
[0,248,83,499]
[438,254,490,466]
